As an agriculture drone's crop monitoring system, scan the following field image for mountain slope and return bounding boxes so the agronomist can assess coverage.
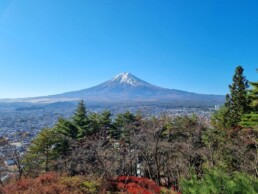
[0,72,225,104]
[47,72,224,103]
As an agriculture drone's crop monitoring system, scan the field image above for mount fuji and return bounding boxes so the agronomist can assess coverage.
[1,73,225,105]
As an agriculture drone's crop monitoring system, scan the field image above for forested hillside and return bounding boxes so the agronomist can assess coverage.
[1,66,257,194]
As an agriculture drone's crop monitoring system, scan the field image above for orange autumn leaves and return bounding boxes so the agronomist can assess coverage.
[2,173,181,194]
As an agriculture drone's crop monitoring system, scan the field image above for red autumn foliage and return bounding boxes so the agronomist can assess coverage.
[2,172,91,194]
[3,172,66,194]
[111,176,161,194]
[3,173,181,194]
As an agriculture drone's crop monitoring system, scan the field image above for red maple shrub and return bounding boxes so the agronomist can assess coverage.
[110,176,161,194]
[2,172,100,194]
[3,172,66,194]
[3,173,180,194]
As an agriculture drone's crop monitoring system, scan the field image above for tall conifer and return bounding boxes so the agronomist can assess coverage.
[213,66,249,129]
[72,100,88,127]
[240,72,258,128]
[225,66,249,127]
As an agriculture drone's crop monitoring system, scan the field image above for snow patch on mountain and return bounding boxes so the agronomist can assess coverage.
[111,72,148,86]
[0,72,225,104]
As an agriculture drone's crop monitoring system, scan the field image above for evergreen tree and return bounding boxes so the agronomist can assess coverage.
[180,168,258,194]
[23,128,59,174]
[72,100,89,137]
[100,110,113,137]
[214,66,249,128]
[240,114,258,129]
[55,118,80,139]
[248,79,258,111]
[211,106,231,130]
[113,111,136,140]
[240,74,258,128]
[73,100,88,126]
[227,66,249,125]
[87,112,101,135]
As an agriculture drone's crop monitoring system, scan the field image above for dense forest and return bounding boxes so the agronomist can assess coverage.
[1,66,257,194]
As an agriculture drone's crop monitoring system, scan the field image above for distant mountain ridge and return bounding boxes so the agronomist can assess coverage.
[0,72,225,104]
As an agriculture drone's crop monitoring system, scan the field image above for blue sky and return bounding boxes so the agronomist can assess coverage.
[0,0,257,98]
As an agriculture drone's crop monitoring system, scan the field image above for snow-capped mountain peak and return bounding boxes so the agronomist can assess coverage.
[111,72,148,86]
[2,72,225,105]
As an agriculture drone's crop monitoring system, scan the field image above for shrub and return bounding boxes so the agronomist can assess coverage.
[180,168,258,194]
[110,176,161,194]
[2,172,101,194]
[82,181,100,194]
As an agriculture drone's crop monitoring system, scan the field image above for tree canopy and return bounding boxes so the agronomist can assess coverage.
[212,66,249,128]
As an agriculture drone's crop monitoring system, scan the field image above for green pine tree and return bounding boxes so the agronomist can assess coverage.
[113,111,136,140]
[87,112,101,135]
[180,168,258,194]
[72,100,89,137]
[211,106,231,130]
[240,113,258,129]
[213,66,249,128]
[248,79,258,111]
[55,117,80,139]
[227,66,249,126]
[100,110,113,137]
[240,73,258,128]
[23,128,59,174]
